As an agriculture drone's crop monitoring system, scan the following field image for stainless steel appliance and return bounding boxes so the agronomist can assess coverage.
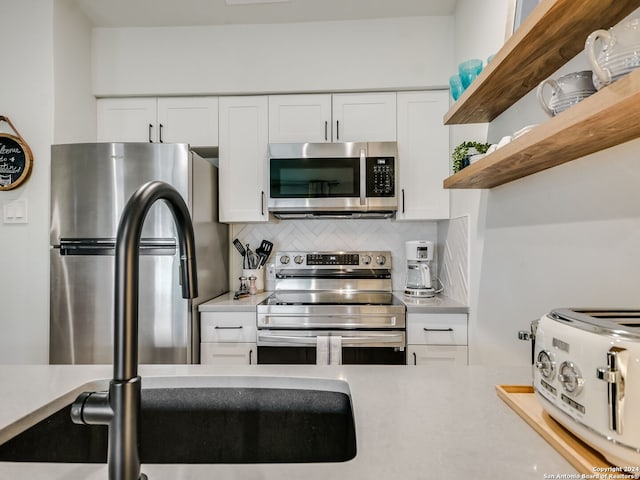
[267,142,398,219]
[404,240,435,298]
[532,309,640,468]
[49,143,229,365]
[257,251,406,365]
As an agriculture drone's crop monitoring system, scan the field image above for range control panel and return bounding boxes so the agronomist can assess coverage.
[275,251,391,269]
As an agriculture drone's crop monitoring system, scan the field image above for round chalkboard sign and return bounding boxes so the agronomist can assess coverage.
[0,131,33,191]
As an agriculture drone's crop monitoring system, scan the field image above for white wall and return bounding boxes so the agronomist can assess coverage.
[92,16,454,96]
[0,0,55,363]
[0,0,94,364]
[54,0,96,144]
[452,1,640,365]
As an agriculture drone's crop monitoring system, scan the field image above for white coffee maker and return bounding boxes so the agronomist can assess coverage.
[404,240,435,298]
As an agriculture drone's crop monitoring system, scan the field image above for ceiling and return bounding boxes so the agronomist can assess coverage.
[75,0,458,28]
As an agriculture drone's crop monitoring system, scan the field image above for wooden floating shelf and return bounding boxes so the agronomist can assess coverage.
[444,0,639,125]
[444,69,640,189]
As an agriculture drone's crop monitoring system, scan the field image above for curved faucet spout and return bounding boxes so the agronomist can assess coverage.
[71,180,198,480]
[114,180,198,382]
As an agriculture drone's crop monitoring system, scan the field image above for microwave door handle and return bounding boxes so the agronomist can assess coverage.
[359,148,366,206]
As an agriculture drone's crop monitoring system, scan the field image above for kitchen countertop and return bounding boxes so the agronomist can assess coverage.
[0,364,575,479]
[199,291,469,313]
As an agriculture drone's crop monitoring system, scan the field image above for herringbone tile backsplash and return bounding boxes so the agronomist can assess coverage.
[230,218,467,297]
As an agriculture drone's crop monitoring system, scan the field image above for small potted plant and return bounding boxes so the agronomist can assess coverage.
[452,141,490,173]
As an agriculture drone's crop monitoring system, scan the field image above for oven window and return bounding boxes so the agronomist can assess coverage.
[270,158,359,198]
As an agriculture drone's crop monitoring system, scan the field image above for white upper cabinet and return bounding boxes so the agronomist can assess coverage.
[396,91,450,220]
[156,97,218,146]
[218,96,269,223]
[268,92,396,143]
[97,98,156,143]
[269,95,332,143]
[97,97,218,146]
[332,93,396,142]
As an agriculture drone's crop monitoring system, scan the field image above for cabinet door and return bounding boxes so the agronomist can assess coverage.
[396,91,450,220]
[97,98,157,142]
[157,97,219,147]
[200,342,257,365]
[218,96,269,223]
[406,313,468,345]
[407,345,468,365]
[332,93,396,142]
[268,94,332,143]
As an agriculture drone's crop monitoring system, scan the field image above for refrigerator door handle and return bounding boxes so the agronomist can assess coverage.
[58,238,177,256]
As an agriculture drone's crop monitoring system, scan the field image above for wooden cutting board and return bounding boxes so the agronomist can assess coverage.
[496,385,617,474]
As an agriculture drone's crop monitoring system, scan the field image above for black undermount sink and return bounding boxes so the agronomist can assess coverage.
[0,377,357,464]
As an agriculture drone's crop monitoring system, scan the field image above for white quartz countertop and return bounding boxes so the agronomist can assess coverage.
[199,291,469,313]
[0,364,575,479]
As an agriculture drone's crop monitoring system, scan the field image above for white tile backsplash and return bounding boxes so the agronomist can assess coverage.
[437,215,469,305]
[231,219,438,291]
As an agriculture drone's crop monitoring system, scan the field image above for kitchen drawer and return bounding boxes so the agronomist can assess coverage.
[200,342,256,365]
[407,345,468,365]
[200,311,257,343]
[406,313,467,345]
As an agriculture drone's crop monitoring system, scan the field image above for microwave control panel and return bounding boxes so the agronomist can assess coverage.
[366,157,395,197]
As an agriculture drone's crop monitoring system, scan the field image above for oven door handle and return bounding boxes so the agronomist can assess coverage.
[257,331,405,347]
[258,333,318,345]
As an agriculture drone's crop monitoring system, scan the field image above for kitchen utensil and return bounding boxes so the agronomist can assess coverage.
[536,71,595,116]
[246,244,257,269]
[255,240,274,268]
[233,239,247,268]
[458,59,483,89]
[586,17,640,89]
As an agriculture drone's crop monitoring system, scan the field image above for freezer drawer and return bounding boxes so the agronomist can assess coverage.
[50,248,189,364]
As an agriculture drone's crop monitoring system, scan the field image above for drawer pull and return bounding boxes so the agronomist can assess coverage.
[214,326,243,330]
[423,327,453,332]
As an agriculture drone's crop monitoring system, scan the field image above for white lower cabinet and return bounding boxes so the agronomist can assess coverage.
[200,311,257,365]
[406,313,468,365]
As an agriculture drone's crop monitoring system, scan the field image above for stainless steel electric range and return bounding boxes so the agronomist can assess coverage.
[256,251,406,365]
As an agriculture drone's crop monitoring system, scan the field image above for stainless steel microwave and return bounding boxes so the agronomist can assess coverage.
[267,142,398,219]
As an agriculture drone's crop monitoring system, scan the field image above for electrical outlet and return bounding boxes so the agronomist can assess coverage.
[3,199,28,224]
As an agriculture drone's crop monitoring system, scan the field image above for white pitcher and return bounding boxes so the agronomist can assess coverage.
[585,17,640,89]
[536,71,595,117]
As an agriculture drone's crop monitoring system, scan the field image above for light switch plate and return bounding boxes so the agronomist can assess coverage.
[3,199,28,224]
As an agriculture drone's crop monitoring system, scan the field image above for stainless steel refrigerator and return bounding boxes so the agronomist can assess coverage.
[50,143,228,365]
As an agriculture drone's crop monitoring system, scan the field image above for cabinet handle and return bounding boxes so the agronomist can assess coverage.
[261,191,265,216]
[148,124,153,143]
[402,188,405,214]
[159,123,164,143]
[413,351,417,365]
[336,120,340,140]
[249,349,253,365]
[324,121,328,141]
[214,325,243,330]
[423,327,454,332]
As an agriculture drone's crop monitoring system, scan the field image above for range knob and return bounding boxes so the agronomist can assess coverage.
[294,255,304,264]
[361,255,372,265]
[375,255,387,266]
[280,255,290,265]
[558,361,584,395]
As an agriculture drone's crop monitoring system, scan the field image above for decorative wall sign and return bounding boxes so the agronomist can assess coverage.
[0,116,33,191]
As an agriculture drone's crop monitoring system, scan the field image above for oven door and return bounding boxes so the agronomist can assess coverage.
[257,330,406,365]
